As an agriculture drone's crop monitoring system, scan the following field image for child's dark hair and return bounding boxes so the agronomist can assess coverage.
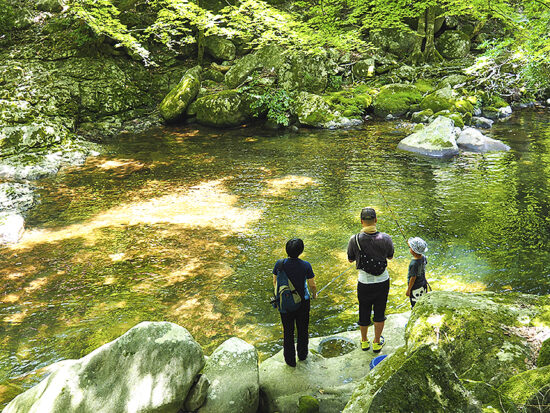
[286,238,304,258]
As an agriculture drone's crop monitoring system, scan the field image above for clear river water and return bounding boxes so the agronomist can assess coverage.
[1,109,549,405]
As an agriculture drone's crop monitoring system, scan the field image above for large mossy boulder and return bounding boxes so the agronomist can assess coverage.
[497,365,550,411]
[204,36,236,61]
[372,84,423,118]
[198,337,259,413]
[420,85,455,113]
[224,45,286,89]
[397,116,459,157]
[457,128,510,152]
[3,322,205,413]
[259,314,409,413]
[158,66,202,122]
[278,52,331,94]
[352,59,375,80]
[406,291,550,391]
[293,92,362,129]
[370,29,416,56]
[343,345,482,413]
[436,30,471,59]
[193,90,252,127]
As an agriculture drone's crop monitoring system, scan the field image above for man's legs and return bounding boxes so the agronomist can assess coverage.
[373,321,384,344]
[372,279,390,345]
[280,312,297,366]
[295,300,310,361]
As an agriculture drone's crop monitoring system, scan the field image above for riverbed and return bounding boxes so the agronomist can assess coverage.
[1,109,549,405]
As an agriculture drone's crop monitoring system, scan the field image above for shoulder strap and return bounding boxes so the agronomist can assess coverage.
[355,234,362,252]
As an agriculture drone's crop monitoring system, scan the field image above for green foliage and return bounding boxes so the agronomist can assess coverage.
[250,88,293,126]
[0,0,16,38]
[67,0,152,64]
[327,75,343,92]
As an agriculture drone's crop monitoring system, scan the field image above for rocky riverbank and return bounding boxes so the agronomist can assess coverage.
[3,291,550,413]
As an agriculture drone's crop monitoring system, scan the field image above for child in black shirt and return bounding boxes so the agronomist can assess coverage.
[406,237,428,308]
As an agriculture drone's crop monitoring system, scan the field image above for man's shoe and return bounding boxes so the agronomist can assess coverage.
[372,336,385,353]
[361,340,370,351]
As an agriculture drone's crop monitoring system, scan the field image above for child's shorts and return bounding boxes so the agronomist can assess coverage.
[410,284,428,308]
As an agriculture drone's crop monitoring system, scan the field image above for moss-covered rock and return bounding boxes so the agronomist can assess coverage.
[497,365,550,411]
[438,74,469,89]
[324,88,373,119]
[372,83,423,118]
[278,52,332,94]
[410,109,434,123]
[343,345,482,413]
[352,59,375,80]
[203,68,226,83]
[370,29,416,56]
[0,122,69,157]
[158,66,202,122]
[420,86,456,113]
[298,396,319,413]
[194,90,252,127]
[293,92,336,127]
[406,291,550,391]
[445,112,465,128]
[204,36,236,61]
[397,116,459,157]
[462,380,519,413]
[455,98,475,115]
[538,337,550,367]
[414,79,436,94]
[436,30,471,59]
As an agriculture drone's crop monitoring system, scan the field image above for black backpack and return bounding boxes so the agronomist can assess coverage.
[273,259,301,313]
[355,234,387,276]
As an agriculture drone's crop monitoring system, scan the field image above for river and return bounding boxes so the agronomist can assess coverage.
[1,109,549,405]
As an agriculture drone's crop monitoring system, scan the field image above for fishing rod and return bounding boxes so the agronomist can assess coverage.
[372,178,408,243]
[316,264,355,297]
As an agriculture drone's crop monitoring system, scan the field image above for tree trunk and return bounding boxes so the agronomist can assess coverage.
[410,13,426,65]
[423,6,442,62]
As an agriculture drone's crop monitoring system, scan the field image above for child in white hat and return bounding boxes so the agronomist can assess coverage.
[406,237,429,308]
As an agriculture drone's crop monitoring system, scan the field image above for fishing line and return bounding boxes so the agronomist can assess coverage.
[316,264,354,297]
[371,177,408,243]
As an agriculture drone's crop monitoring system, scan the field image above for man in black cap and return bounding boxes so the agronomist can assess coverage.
[347,207,394,353]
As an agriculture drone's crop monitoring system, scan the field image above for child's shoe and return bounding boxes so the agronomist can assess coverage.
[373,336,385,353]
[361,340,370,351]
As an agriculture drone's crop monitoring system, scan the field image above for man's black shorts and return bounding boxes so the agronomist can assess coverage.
[357,279,390,326]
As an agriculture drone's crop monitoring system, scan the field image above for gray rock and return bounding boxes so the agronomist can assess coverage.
[0,123,67,157]
[184,374,210,412]
[343,345,482,413]
[370,29,416,55]
[0,183,35,213]
[392,65,416,81]
[438,74,468,89]
[473,108,482,116]
[198,337,259,413]
[204,36,236,61]
[435,30,471,59]
[397,116,459,157]
[457,128,510,152]
[3,322,205,413]
[259,313,409,413]
[352,59,375,80]
[0,212,24,244]
[472,116,494,129]
[158,66,202,122]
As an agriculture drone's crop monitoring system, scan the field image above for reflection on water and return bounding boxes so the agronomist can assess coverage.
[1,110,550,405]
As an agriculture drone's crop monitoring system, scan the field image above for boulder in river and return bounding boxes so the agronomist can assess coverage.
[472,116,494,129]
[2,321,205,413]
[158,66,202,122]
[397,116,459,157]
[193,90,252,127]
[342,345,482,413]
[372,84,423,118]
[457,127,510,152]
[293,92,362,129]
[198,337,259,413]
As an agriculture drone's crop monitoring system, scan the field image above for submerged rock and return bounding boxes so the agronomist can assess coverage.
[198,337,259,413]
[3,322,205,413]
[159,66,202,122]
[397,116,459,158]
[259,313,409,413]
[342,345,482,413]
[457,128,510,152]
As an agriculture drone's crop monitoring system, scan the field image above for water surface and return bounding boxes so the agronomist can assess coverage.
[1,109,549,405]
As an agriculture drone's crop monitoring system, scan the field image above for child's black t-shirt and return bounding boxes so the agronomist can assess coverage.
[408,256,427,289]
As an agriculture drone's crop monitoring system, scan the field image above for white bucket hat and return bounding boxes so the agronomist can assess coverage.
[408,237,428,255]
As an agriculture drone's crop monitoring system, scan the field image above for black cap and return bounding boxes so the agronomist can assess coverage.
[361,207,376,221]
